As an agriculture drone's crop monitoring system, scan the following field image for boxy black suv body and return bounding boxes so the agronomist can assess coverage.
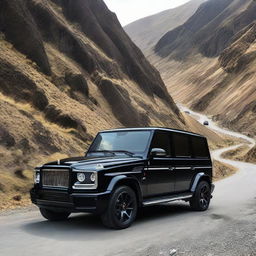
[31,127,214,229]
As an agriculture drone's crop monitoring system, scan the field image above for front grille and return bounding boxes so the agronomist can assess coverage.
[41,169,69,188]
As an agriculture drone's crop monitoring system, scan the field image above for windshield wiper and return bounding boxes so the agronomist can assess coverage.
[89,150,135,157]
[110,150,135,157]
[89,150,116,156]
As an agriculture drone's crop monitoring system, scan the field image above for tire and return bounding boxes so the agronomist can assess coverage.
[190,181,211,211]
[39,208,70,221]
[101,186,138,229]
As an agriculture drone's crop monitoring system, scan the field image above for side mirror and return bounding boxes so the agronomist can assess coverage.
[150,148,167,158]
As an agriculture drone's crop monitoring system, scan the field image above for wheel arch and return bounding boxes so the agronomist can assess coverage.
[191,172,211,193]
[107,175,143,206]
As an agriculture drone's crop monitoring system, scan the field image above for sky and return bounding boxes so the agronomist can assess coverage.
[104,0,190,26]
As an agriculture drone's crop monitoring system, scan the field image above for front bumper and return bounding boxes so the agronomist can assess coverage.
[30,188,111,214]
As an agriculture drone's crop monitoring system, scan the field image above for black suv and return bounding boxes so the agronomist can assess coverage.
[31,127,214,229]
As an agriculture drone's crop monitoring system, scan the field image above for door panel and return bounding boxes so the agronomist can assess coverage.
[145,131,174,197]
[171,158,211,193]
[173,166,195,192]
[145,159,175,197]
[171,133,194,193]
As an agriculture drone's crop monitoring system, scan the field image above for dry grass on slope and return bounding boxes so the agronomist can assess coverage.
[0,170,33,211]
[213,160,237,181]
[0,152,69,211]
[245,146,256,163]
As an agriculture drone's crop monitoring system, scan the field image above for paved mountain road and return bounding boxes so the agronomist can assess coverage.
[0,108,256,256]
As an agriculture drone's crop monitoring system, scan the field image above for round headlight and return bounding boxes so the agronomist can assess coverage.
[77,173,86,183]
[90,173,96,182]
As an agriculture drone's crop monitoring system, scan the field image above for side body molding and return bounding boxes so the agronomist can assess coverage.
[190,172,209,192]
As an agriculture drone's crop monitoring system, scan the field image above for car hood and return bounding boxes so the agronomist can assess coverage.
[43,156,145,170]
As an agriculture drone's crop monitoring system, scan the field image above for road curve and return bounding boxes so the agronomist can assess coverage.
[0,108,256,256]
[178,104,255,146]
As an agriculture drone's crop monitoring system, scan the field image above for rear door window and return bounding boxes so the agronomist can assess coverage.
[191,136,209,158]
[172,133,191,157]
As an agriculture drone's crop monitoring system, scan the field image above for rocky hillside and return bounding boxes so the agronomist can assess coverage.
[0,0,186,205]
[151,0,256,138]
[245,146,256,163]
[124,0,205,57]
[155,0,254,59]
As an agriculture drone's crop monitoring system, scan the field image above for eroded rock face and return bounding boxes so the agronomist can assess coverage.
[0,0,182,127]
[0,0,183,180]
[245,146,256,163]
[0,0,51,75]
[54,0,174,103]
[155,0,256,60]
[0,126,16,148]
[0,0,180,123]
[219,22,256,73]
[65,73,89,98]
[97,78,150,127]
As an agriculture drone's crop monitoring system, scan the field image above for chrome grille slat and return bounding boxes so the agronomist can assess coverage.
[42,169,69,188]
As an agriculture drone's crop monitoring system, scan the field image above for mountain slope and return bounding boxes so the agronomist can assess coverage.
[124,0,205,56]
[152,0,256,138]
[155,0,254,59]
[0,0,187,204]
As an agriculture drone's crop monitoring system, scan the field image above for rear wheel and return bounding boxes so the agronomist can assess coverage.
[190,181,211,211]
[39,208,70,221]
[101,186,138,229]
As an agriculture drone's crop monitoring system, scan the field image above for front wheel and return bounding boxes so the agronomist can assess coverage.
[101,186,138,229]
[190,181,211,211]
[39,208,70,221]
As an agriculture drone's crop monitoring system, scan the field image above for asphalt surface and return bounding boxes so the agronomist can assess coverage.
[0,109,256,256]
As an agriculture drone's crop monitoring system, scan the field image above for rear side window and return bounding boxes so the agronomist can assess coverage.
[172,133,191,157]
[151,132,171,157]
[191,136,209,158]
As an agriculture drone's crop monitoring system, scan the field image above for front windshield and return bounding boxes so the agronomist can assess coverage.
[89,131,151,155]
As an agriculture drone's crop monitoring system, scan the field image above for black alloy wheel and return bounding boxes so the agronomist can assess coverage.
[199,183,211,209]
[101,186,138,229]
[115,191,135,224]
[190,181,211,211]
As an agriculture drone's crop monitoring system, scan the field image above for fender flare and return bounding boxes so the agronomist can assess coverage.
[107,175,143,204]
[190,172,211,192]
[107,175,127,191]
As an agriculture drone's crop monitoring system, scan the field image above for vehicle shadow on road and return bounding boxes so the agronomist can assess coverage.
[22,203,191,241]
[137,203,191,222]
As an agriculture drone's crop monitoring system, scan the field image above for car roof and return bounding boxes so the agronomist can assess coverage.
[100,127,205,138]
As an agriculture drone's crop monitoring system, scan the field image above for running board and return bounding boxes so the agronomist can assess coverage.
[143,193,193,206]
